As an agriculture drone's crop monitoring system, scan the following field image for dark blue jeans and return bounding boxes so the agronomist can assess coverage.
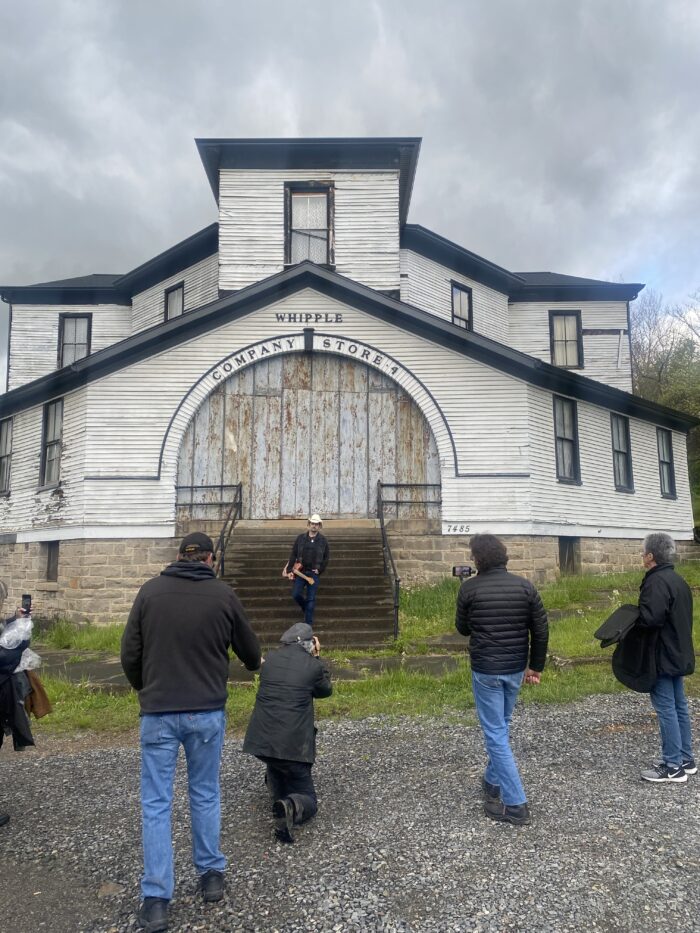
[649,675,693,767]
[259,757,317,823]
[292,571,319,625]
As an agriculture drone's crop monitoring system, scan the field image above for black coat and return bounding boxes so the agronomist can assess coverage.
[121,560,261,714]
[243,644,332,764]
[636,563,694,677]
[455,567,549,674]
[285,532,330,575]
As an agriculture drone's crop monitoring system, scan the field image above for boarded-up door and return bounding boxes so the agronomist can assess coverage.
[177,353,440,519]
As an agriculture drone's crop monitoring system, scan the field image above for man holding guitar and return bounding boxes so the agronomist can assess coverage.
[282,515,330,627]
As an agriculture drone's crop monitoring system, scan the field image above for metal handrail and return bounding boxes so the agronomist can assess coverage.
[377,481,401,639]
[213,483,243,578]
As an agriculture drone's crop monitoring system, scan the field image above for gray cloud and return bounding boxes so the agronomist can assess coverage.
[1,0,699,378]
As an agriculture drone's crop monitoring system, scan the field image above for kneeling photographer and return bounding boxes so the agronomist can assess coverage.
[243,622,332,843]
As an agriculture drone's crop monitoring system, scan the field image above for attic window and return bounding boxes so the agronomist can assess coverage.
[165,282,185,320]
[451,282,472,330]
[285,183,334,266]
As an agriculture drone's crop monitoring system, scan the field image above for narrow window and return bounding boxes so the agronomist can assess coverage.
[45,541,59,582]
[285,184,334,265]
[164,282,185,321]
[451,282,473,330]
[550,311,583,368]
[553,396,581,483]
[657,428,676,498]
[0,417,12,494]
[41,398,63,487]
[610,414,634,492]
[58,314,91,367]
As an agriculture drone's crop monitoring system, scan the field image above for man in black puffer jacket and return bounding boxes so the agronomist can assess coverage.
[637,532,695,785]
[244,622,332,843]
[456,534,548,826]
[121,532,261,932]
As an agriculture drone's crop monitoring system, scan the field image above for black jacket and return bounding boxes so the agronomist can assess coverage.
[243,644,332,764]
[285,532,330,575]
[455,567,549,674]
[636,563,694,677]
[121,560,261,714]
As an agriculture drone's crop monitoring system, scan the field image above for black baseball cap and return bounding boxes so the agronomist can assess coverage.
[179,531,215,555]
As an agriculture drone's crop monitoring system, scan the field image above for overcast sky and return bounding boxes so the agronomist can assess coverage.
[1,0,699,378]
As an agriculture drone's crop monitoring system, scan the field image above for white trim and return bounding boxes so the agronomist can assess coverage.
[441,520,695,540]
[15,524,176,543]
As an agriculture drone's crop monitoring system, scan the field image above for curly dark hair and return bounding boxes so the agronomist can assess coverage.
[469,533,508,572]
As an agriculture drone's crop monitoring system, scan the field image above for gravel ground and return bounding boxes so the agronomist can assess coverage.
[2,693,700,933]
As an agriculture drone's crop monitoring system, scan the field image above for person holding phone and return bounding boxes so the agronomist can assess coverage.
[0,597,35,827]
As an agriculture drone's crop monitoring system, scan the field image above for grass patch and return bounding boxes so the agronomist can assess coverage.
[37,619,125,654]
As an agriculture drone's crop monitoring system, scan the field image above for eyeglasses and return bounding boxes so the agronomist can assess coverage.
[309,522,320,526]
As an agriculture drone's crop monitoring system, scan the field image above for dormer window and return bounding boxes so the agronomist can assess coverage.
[549,311,583,368]
[285,183,334,266]
[451,282,473,330]
[58,314,91,367]
[165,282,185,321]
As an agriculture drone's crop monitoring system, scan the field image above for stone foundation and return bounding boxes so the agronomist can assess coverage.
[0,528,697,623]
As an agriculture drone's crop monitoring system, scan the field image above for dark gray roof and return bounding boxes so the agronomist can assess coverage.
[29,273,123,288]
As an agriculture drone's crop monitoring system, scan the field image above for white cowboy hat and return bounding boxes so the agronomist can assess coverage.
[308,514,323,525]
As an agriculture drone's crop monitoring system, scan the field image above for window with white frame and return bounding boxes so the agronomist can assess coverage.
[58,314,91,366]
[550,311,583,368]
[0,417,12,494]
[41,398,63,487]
[610,413,634,492]
[451,282,473,330]
[657,428,676,498]
[164,283,184,320]
[553,396,581,483]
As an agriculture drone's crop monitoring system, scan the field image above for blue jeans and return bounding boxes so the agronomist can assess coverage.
[471,670,527,806]
[140,709,226,900]
[649,675,693,767]
[292,571,319,625]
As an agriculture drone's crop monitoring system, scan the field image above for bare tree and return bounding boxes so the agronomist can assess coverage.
[629,289,685,399]
[671,288,700,343]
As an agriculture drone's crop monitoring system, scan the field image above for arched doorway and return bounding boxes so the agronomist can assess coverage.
[177,353,440,519]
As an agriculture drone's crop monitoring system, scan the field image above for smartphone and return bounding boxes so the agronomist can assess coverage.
[21,594,32,614]
[452,565,475,578]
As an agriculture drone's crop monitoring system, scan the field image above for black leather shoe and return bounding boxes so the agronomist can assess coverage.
[0,813,9,828]
[484,798,531,826]
[138,897,169,932]
[200,869,224,903]
[273,797,295,844]
[481,778,500,801]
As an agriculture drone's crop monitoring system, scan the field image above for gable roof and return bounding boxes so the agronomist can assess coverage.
[0,261,695,432]
[196,137,421,225]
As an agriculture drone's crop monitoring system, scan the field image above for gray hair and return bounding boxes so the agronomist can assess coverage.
[301,639,315,655]
[643,532,677,565]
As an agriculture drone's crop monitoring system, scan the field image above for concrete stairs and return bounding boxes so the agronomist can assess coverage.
[219,520,397,648]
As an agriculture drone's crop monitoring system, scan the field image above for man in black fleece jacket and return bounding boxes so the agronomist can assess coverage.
[121,532,260,933]
[456,533,548,827]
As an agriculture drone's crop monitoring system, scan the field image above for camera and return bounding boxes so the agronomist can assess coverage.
[21,593,32,613]
[452,565,475,579]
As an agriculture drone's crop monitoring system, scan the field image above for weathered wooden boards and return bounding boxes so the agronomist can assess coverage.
[177,352,439,519]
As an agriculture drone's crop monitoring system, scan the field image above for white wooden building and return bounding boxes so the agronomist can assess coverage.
[0,138,696,619]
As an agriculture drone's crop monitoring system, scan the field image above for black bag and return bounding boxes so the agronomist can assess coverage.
[611,625,659,693]
[594,604,639,648]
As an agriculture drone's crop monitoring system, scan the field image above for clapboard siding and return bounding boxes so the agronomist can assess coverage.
[219,170,400,292]
[527,385,693,531]
[131,253,219,334]
[399,249,510,343]
[509,301,632,390]
[8,304,131,391]
[0,388,88,532]
[0,289,691,538]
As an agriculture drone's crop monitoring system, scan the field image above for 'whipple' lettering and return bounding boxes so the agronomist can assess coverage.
[275,312,343,323]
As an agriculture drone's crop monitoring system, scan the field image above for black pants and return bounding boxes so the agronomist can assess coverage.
[259,756,317,823]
